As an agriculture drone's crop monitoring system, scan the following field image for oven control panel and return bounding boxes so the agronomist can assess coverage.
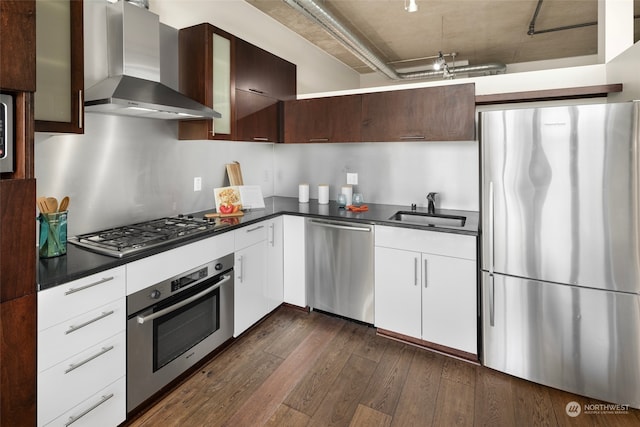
[171,267,208,292]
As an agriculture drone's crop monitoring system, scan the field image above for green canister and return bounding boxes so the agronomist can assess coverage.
[38,211,67,258]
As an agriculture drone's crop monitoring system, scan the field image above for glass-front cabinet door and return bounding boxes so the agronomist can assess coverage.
[35,0,84,133]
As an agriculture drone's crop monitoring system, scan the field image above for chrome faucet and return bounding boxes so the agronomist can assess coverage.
[427,192,438,214]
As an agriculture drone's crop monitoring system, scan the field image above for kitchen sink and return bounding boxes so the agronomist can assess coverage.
[389,211,466,227]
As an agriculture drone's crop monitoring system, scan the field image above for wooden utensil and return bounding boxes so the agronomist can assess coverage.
[226,161,244,186]
[46,197,58,213]
[37,197,49,213]
[59,196,70,212]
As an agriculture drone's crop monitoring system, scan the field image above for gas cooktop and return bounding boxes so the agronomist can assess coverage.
[68,215,232,258]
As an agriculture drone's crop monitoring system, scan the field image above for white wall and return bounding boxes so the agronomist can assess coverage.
[607,41,640,102]
[149,0,360,94]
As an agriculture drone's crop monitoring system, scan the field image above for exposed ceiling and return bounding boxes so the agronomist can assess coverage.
[247,0,640,79]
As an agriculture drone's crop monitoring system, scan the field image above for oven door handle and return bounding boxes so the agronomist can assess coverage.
[137,275,231,325]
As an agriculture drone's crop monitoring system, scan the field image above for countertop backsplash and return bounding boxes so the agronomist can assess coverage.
[36,114,478,237]
[35,114,274,236]
[273,140,479,211]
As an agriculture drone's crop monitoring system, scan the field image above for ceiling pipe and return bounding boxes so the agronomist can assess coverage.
[528,0,596,35]
[282,0,506,80]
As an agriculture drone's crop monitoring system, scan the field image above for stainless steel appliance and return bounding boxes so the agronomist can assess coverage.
[306,218,374,324]
[480,102,640,408]
[84,0,220,119]
[68,215,230,258]
[0,93,14,173]
[126,253,234,412]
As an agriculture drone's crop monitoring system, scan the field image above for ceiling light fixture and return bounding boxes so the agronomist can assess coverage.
[433,51,445,70]
[404,0,418,13]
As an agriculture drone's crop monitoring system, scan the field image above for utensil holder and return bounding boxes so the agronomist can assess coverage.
[39,211,67,258]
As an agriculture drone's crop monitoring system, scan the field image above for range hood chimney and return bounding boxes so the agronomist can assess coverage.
[84,0,220,120]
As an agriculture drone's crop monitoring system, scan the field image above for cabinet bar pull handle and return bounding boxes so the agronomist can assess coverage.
[424,259,428,288]
[253,137,270,141]
[308,138,329,142]
[400,136,425,140]
[238,256,244,283]
[65,393,114,426]
[65,310,115,335]
[247,225,264,233]
[78,90,83,129]
[249,88,265,94]
[414,257,418,286]
[65,276,114,295]
[269,223,275,246]
[65,345,114,374]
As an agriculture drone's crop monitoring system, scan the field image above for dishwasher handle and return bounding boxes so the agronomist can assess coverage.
[308,219,372,232]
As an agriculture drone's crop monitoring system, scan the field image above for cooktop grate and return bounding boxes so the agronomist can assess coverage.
[68,216,230,258]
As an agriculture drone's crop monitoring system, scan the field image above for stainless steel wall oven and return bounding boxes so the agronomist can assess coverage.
[126,253,234,412]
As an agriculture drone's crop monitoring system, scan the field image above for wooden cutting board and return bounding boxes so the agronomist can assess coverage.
[226,161,244,186]
[205,211,245,218]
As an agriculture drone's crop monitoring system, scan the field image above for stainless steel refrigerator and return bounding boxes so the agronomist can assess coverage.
[480,101,640,408]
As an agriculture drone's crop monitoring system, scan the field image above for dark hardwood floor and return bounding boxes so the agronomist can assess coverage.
[129,306,640,427]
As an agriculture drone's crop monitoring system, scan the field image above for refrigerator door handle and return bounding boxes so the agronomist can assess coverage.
[489,274,495,327]
[488,181,495,275]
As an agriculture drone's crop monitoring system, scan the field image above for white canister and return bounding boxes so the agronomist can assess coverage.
[318,184,330,204]
[298,184,309,203]
[341,185,353,206]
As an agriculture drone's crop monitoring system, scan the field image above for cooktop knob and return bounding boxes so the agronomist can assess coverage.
[150,289,161,299]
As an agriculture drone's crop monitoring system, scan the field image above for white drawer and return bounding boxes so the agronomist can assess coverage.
[235,221,268,250]
[39,267,126,331]
[375,225,476,260]
[41,377,125,427]
[38,332,125,425]
[38,298,125,372]
[126,232,234,295]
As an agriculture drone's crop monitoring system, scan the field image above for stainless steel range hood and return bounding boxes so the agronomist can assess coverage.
[84,0,220,120]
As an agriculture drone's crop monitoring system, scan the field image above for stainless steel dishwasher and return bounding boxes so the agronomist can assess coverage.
[306,218,374,324]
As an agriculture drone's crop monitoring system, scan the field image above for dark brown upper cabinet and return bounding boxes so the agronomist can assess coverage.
[178,23,235,140]
[234,38,296,143]
[235,38,296,101]
[0,0,36,92]
[361,83,475,142]
[35,0,84,134]
[235,89,281,143]
[283,94,362,143]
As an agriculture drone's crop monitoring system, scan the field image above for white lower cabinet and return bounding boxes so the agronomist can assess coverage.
[266,216,284,312]
[235,238,268,336]
[375,246,422,338]
[47,377,126,427]
[283,215,306,307]
[375,226,477,355]
[234,218,286,336]
[38,266,126,427]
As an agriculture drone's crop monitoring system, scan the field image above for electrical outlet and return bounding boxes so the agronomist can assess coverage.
[193,177,202,192]
[347,173,358,185]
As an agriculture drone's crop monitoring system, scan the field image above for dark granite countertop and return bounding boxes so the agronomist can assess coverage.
[38,196,478,291]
